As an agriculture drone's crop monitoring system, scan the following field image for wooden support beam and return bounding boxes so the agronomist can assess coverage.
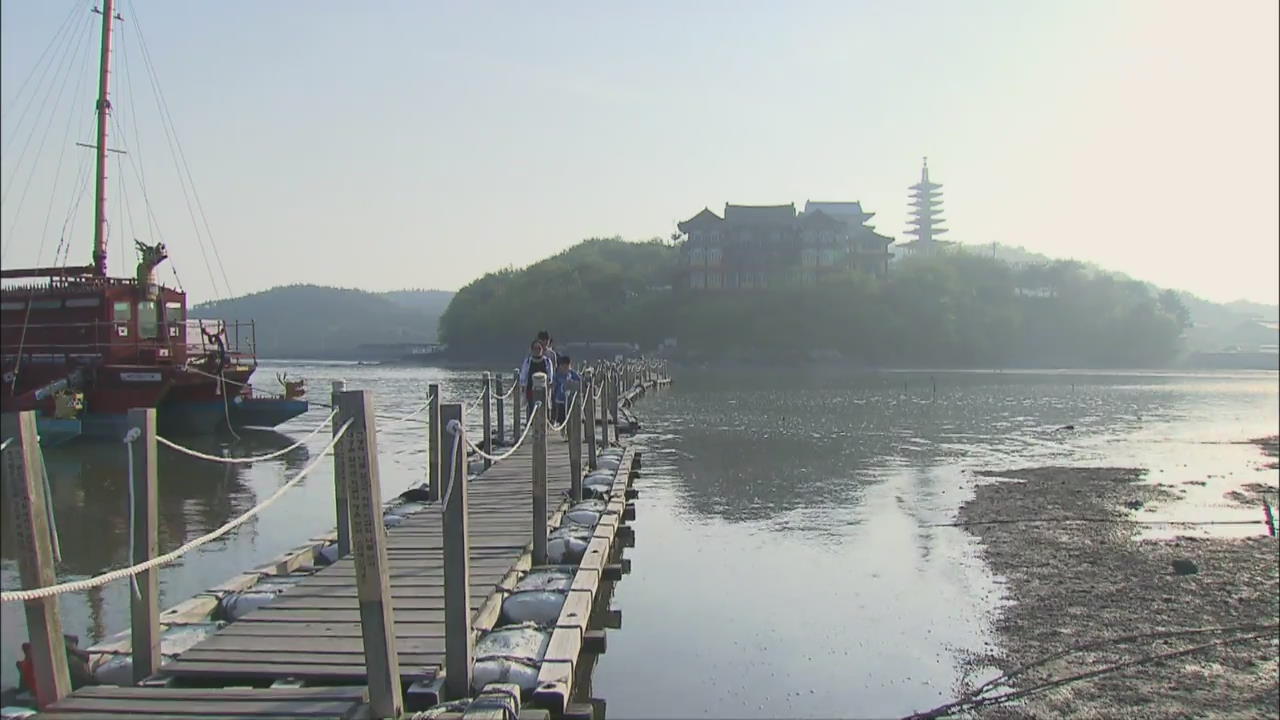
[511,370,522,445]
[2,411,71,708]
[126,408,161,683]
[495,376,505,448]
[532,373,549,565]
[481,372,493,470]
[440,402,474,700]
[331,380,351,557]
[427,383,441,503]
[335,390,402,718]
[567,379,582,502]
[584,371,597,470]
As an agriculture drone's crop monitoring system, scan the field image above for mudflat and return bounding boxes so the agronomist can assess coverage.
[920,446,1279,719]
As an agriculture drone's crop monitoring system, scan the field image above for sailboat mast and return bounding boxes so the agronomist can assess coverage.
[91,0,116,277]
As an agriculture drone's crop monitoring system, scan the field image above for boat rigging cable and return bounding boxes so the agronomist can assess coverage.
[0,418,355,603]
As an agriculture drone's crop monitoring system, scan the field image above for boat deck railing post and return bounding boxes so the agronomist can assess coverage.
[531,372,549,565]
[126,407,161,683]
[335,389,402,718]
[440,401,473,700]
[1,410,71,708]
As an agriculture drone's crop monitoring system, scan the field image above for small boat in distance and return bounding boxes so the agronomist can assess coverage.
[0,1,307,443]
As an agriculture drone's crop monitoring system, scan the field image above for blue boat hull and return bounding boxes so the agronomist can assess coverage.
[40,398,310,443]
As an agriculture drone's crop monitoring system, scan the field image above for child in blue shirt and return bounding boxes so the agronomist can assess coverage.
[552,354,581,438]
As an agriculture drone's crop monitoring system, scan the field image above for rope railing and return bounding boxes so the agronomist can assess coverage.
[156,408,339,464]
[378,391,435,431]
[547,393,579,433]
[466,402,541,464]
[0,418,355,604]
[0,437,12,452]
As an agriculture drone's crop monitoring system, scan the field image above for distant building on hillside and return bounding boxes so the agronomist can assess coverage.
[898,157,952,258]
[676,200,893,291]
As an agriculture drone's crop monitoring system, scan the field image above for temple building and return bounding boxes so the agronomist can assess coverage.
[898,158,952,257]
[676,200,894,291]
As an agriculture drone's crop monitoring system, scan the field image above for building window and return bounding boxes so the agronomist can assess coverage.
[708,272,722,289]
[741,272,754,289]
[819,250,835,267]
[113,301,133,323]
[758,272,768,288]
[138,301,159,339]
[802,249,817,267]
[690,272,706,289]
[689,248,705,266]
[707,248,722,266]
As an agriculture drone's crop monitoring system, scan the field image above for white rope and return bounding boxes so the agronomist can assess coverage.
[441,419,465,511]
[497,381,517,400]
[465,402,541,463]
[0,437,13,452]
[547,393,578,432]
[379,391,434,431]
[1,419,355,603]
[155,408,339,464]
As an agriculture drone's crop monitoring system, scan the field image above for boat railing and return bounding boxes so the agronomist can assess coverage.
[183,319,256,361]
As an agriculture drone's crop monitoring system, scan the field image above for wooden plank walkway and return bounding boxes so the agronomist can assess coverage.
[154,436,583,686]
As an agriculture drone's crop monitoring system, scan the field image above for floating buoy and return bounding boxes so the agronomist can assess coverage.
[471,623,550,693]
[565,499,607,527]
[548,524,593,564]
[382,513,406,528]
[500,568,573,625]
[219,576,307,621]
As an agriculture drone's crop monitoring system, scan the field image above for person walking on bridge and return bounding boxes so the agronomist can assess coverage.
[537,330,558,368]
[520,340,553,426]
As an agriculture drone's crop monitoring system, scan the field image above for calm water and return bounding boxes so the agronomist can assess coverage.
[2,364,1277,717]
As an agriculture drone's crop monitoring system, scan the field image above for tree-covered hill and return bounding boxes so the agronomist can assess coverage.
[191,285,452,358]
[440,238,1216,368]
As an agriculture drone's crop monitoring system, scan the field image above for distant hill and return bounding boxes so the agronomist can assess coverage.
[191,285,453,359]
[956,242,1277,353]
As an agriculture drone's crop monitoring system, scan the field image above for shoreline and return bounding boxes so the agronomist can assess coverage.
[925,440,1279,718]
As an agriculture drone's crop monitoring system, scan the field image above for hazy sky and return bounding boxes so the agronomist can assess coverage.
[2,0,1277,305]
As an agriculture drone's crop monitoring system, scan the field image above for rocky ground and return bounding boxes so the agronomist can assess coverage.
[914,449,1279,719]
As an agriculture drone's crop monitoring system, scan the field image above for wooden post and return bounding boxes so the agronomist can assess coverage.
[567,379,583,501]
[335,390,402,717]
[511,370,522,445]
[481,372,493,470]
[584,371,597,470]
[427,383,441,502]
[126,408,160,683]
[532,373,549,565]
[440,402,473,699]
[609,372,620,442]
[495,376,505,448]
[331,380,351,557]
[1,411,71,708]
[599,369,610,448]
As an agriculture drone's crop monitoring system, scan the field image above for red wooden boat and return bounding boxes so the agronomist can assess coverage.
[1,1,306,442]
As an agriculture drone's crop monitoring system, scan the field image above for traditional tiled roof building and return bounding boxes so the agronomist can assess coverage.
[676,200,893,291]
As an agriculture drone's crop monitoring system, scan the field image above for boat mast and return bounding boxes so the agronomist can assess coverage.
[91,0,116,277]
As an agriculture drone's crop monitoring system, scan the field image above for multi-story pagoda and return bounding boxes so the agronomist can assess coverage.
[898,157,951,257]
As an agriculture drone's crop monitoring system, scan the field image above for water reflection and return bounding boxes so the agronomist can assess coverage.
[595,369,1277,718]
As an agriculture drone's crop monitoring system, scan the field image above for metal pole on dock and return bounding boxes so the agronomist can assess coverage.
[335,390,402,718]
[481,371,493,470]
[440,402,474,699]
[331,380,351,557]
[567,379,582,501]
[427,382,440,502]
[126,408,161,683]
[1,411,71,708]
[495,376,505,447]
[532,373,549,565]
[511,369,522,445]
[584,370,597,470]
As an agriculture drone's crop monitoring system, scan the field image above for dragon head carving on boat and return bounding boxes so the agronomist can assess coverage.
[134,239,169,297]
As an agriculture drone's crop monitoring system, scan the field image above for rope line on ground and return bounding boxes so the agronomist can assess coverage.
[466,403,541,463]
[155,409,338,464]
[0,419,355,604]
